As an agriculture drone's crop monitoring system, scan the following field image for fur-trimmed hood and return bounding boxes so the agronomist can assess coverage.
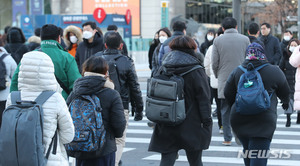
[63,25,83,47]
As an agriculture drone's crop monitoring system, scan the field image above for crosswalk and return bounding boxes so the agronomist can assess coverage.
[121,110,300,166]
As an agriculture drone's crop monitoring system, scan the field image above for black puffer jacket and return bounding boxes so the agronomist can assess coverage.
[224,60,290,140]
[149,50,212,153]
[4,27,29,64]
[279,48,296,94]
[94,49,143,112]
[75,32,104,73]
[200,36,213,55]
[66,76,126,159]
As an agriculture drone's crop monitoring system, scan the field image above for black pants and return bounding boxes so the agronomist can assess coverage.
[211,88,222,128]
[76,152,115,166]
[160,150,203,166]
[0,100,6,128]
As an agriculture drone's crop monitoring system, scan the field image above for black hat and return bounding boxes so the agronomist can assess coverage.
[41,24,60,41]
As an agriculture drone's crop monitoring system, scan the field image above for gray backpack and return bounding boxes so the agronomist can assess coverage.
[0,91,57,166]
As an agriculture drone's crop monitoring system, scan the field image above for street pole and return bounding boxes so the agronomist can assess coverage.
[298,0,300,38]
[233,0,241,33]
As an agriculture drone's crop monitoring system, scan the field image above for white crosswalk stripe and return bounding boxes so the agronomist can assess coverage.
[123,105,300,166]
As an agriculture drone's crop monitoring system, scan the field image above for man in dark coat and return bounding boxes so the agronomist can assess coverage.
[258,23,282,65]
[94,32,143,166]
[4,27,29,64]
[105,25,129,57]
[247,22,264,47]
[75,21,104,73]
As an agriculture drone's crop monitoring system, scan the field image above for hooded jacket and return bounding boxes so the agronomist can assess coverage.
[63,25,83,58]
[10,40,81,100]
[4,27,29,64]
[149,50,212,153]
[75,32,104,73]
[225,60,289,140]
[6,51,74,166]
[66,75,126,159]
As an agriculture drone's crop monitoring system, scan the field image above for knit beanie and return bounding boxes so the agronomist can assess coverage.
[41,24,60,41]
[245,42,267,61]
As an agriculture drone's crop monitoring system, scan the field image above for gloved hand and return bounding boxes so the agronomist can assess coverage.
[202,117,212,127]
[134,111,143,121]
[282,103,289,111]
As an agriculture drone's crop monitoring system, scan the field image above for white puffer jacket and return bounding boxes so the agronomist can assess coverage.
[204,45,218,89]
[6,51,74,166]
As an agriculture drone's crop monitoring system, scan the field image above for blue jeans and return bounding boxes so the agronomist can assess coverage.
[238,137,271,166]
[220,99,232,141]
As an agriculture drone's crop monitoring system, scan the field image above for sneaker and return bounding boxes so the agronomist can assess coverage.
[222,141,231,146]
[212,110,217,117]
[219,127,223,134]
[147,122,156,128]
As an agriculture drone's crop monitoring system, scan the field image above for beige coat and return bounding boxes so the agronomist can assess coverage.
[212,28,250,98]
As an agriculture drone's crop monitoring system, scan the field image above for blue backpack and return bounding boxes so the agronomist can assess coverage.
[0,91,57,166]
[235,64,271,115]
[66,94,106,157]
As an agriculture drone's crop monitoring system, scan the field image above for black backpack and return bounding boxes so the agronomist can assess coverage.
[145,65,202,126]
[0,54,8,90]
[101,54,123,93]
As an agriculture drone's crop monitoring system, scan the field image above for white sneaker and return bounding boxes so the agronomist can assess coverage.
[219,127,223,134]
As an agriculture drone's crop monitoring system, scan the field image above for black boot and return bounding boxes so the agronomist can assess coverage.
[286,114,291,127]
[297,112,300,124]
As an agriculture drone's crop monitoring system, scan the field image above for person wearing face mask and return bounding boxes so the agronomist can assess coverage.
[200,29,215,55]
[280,30,294,60]
[258,23,282,65]
[10,24,81,100]
[63,25,83,58]
[279,39,300,127]
[151,27,171,76]
[75,21,104,73]
[148,32,159,70]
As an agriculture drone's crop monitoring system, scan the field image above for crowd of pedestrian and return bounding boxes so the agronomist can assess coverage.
[0,16,299,166]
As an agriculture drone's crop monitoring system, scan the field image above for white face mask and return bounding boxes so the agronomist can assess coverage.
[283,36,291,41]
[70,36,78,44]
[207,35,214,41]
[83,31,93,39]
[159,36,168,43]
[289,46,296,53]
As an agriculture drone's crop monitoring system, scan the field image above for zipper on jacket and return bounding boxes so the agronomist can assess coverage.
[15,112,22,166]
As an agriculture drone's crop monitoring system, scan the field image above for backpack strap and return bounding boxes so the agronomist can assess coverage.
[0,53,8,61]
[238,65,247,73]
[34,91,56,105]
[11,91,21,104]
[254,64,269,71]
[179,65,203,76]
[45,130,58,160]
